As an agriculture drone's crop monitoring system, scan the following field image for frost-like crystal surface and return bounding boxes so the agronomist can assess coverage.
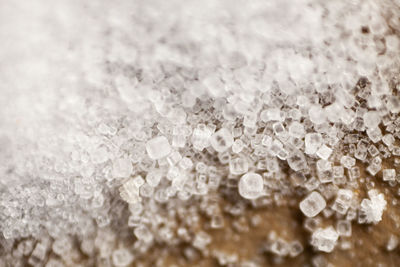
[299,191,326,217]
[359,190,387,224]
[1,0,400,262]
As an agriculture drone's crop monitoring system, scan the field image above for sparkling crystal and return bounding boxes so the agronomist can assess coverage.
[387,96,400,113]
[311,226,339,252]
[332,189,353,214]
[232,139,244,153]
[309,105,326,124]
[112,158,133,178]
[191,125,213,151]
[305,133,323,155]
[382,134,395,148]
[229,156,249,175]
[210,128,234,153]
[367,127,382,143]
[383,169,396,181]
[304,177,320,192]
[316,144,332,160]
[359,189,386,224]
[260,108,284,122]
[299,191,326,217]
[178,157,193,170]
[340,155,356,169]
[363,111,381,129]
[146,136,171,160]
[288,121,305,138]
[287,151,308,171]
[238,172,264,199]
[348,166,360,180]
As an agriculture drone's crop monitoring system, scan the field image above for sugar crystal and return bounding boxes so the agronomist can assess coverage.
[299,191,326,217]
[229,156,249,175]
[112,158,133,178]
[363,111,381,129]
[146,136,171,160]
[238,172,264,199]
[305,133,323,155]
[311,226,339,252]
[336,220,352,237]
[383,169,396,181]
[210,128,234,153]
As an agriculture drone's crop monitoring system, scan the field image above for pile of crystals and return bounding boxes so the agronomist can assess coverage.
[0,0,400,265]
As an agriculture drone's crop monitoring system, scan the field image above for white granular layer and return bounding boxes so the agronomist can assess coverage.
[0,0,399,263]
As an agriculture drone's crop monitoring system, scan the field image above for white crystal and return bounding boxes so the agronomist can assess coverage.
[238,172,264,199]
[382,134,395,148]
[112,158,133,178]
[229,156,249,175]
[289,241,303,257]
[287,152,308,171]
[359,189,387,224]
[387,96,400,113]
[120,178,141,204]
[146,170,162,187]
[210,128,234,153]
[387,235,399,251]
[309,105,326,124]
[383,169,396,181]
[311,226,339,252]
[232,139,244,153]
[91,146,109,164]
[336,220,352,237]
[191,125,213,151]
[340,155,355,169]
[316,144,332,160]
[299,191,326,217]
[305,133,323,155]
[316,159,331,172]
[363,111,381,129]
[167,151,182,166]
[112,248,134,267]
[304,177,320,192]
[260,108,283,122]
[146,136,171,160]
[178,157,193,170]
[288,121,305,138]
[332,189,353,214]
[134,225,153,243]
[367,127,382,143]
[181,91,197,108]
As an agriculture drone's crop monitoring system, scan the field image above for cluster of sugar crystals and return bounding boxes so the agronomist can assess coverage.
[1,0,400,265]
